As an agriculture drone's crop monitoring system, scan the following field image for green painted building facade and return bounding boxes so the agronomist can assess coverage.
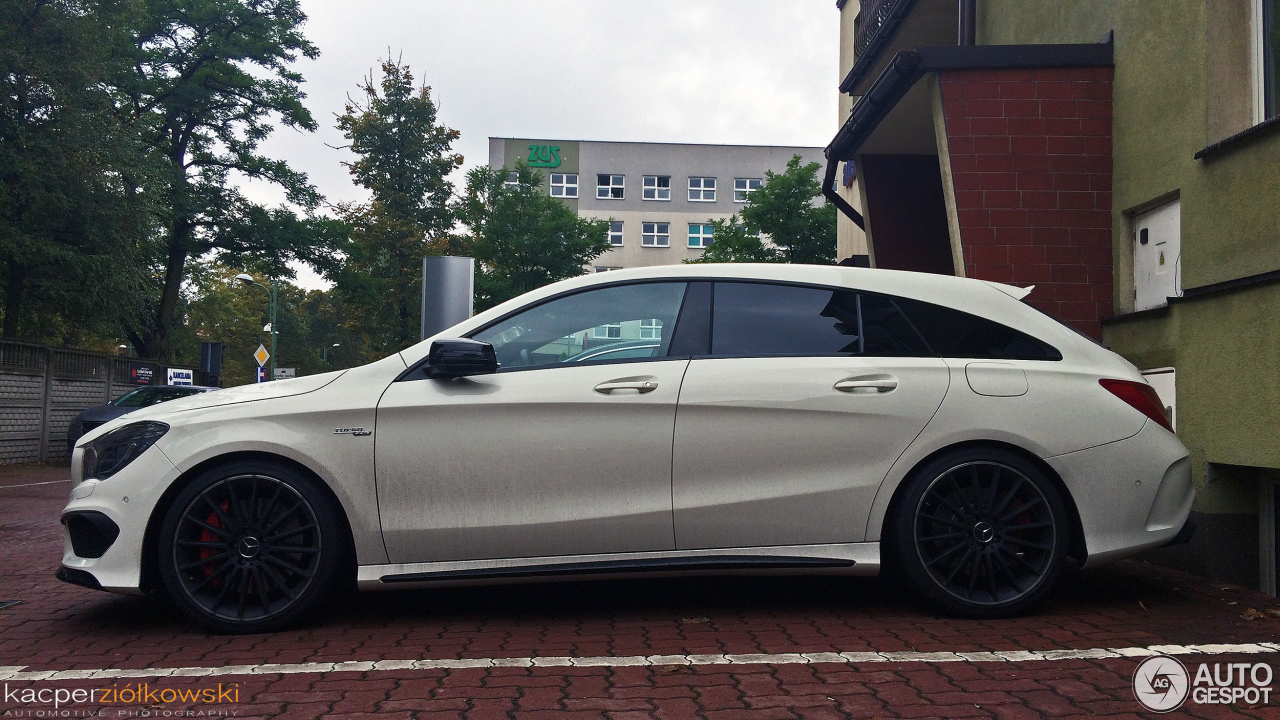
[834,0,1280,590]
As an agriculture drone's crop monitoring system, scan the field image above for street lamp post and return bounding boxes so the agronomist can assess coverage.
[235,273,278,380]
[323,343,340,362]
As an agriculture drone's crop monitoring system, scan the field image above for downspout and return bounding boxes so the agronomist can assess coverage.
[822,158,865,230]
[958,0,976,46]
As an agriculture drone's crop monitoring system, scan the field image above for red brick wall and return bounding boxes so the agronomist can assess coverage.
[938,66,1113,339]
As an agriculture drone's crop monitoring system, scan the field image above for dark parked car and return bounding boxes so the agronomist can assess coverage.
[66,385,216,452]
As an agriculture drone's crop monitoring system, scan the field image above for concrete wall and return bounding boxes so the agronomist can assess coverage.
[0,341,196,464]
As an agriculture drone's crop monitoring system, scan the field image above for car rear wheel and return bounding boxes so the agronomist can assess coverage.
[157,460,344,633]
[888,448,1070,618]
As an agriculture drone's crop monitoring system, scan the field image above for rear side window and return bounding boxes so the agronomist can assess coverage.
[894,296,1062,360]
[712,282,861,356]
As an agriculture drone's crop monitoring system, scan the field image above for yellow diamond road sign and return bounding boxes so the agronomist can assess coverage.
[254,344,270,367]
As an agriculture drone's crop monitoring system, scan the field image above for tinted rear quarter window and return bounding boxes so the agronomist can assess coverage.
[894,296,1061,360]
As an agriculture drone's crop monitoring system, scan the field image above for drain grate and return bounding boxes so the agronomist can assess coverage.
[0,600,22,611]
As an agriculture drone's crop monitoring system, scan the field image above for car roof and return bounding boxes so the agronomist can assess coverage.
[406,264,1093,363]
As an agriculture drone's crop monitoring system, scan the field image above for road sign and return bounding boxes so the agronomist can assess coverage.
[166,368,194,386]
[255,366,269,383]
[253,344,270,367]
[274,368,296,380]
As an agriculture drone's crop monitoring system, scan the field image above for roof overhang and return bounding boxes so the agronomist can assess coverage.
[821,41,1114,224]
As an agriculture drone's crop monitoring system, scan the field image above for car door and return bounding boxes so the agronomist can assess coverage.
[672,281,951,549]
[375,281,691,564]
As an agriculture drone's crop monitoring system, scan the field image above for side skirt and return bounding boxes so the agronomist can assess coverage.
[358,542,880,590]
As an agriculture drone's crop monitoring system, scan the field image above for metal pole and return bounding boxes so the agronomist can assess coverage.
[269,277,277,380]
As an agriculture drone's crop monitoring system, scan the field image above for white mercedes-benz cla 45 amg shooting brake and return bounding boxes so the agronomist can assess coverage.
[60,264,1193,633]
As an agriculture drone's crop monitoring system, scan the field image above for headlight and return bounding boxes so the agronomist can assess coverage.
[82,422,169,480]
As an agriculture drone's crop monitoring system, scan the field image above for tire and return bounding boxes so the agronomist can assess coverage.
[157,459,345,634]
[886,447,1070,618]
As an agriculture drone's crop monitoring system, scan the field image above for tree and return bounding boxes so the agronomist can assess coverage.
[0,0,153,343]
[459,163,611,310]
[121,0,339,361]
[329,58,462,353]
[688,155,836,266]
[690,216,783,264]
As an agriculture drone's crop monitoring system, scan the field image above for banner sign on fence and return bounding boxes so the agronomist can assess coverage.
[128,362,155,385]
[167,368,194,386]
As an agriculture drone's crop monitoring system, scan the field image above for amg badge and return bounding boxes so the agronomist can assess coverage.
[333,427,371,436]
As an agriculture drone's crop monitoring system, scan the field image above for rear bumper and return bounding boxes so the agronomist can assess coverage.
[1045,420,1194,568]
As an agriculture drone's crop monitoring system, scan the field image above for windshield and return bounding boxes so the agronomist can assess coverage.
[112,387,202,408]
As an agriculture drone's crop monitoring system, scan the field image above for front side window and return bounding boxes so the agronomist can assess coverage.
[642,175,671,200]
[550,173,578,197]
[688,177,716,202]
[607,221,623,246]
[596,174,624,199]
[471,282,688,369]
[688,223,714,248]
[642,222,670,247]
[734,178,762,202]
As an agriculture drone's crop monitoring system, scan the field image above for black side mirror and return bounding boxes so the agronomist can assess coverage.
[424,338,498,378]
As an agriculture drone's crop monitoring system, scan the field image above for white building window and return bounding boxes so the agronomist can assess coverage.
[688,177,716,202]
[607,221,623,246]
[639,319,662,340]
[550,173,578,197]
[642,222,669,247]
[504,171,519,187]
[688,223,714,248]
[597,174,624,199]
[594,266,620,273]
[734,178,762,203]
[642,175,671,200]
[592,323,622,339]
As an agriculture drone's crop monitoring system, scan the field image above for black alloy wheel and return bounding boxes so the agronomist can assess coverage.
[889,449,1069,618]
[158,461,343,633]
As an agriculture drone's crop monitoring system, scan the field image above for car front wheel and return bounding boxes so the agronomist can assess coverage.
[888,448,1070,618]
[157,460,344,633]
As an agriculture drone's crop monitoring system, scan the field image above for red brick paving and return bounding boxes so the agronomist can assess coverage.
[5,463,1280,718]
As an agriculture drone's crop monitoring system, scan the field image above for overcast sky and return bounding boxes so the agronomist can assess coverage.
[244,1,841,287]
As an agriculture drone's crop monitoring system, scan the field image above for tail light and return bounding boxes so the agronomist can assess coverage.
[1099,379,1173,432]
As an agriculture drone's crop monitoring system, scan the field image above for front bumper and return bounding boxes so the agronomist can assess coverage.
[1046,419,1194,568]
[58,443,182,595]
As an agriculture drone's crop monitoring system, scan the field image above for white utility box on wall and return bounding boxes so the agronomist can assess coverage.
[1134,199,1181,311]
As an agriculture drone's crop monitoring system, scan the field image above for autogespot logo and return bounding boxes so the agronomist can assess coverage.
[1133,655,1190,712]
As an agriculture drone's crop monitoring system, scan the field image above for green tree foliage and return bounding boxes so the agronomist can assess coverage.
[0,0,153,344]
[329,58,462,354]
[459,163,611,311]
[122,0,341,361]
[172,264,357,386]
[688,155,836,265]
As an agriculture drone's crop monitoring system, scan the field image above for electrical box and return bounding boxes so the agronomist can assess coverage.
[1134,199,1181,311]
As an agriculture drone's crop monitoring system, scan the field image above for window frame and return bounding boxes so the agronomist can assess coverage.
[550,173,579,198]
[1256,0,1279,123]
[688,177,717,202]
[596,174,625,200]
[641,222,670,247]
[733,177,762,203]
[687,223,714,249]
[642,175,671,201]
[607,221,624,247]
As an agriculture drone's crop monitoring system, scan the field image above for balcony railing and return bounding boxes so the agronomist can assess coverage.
[854,0,907,58]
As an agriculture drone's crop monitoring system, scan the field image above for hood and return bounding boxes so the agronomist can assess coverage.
[78,404,135,424]
[125,370,346,420]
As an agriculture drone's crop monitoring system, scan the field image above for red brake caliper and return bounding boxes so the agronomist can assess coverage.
[199,502,230,589]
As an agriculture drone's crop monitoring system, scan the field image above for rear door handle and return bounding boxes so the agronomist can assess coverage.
[594,378,658,394]
[834,377,898,393]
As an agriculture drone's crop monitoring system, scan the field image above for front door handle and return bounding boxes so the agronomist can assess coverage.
[594,378,658,395]
[834,377,898,393]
